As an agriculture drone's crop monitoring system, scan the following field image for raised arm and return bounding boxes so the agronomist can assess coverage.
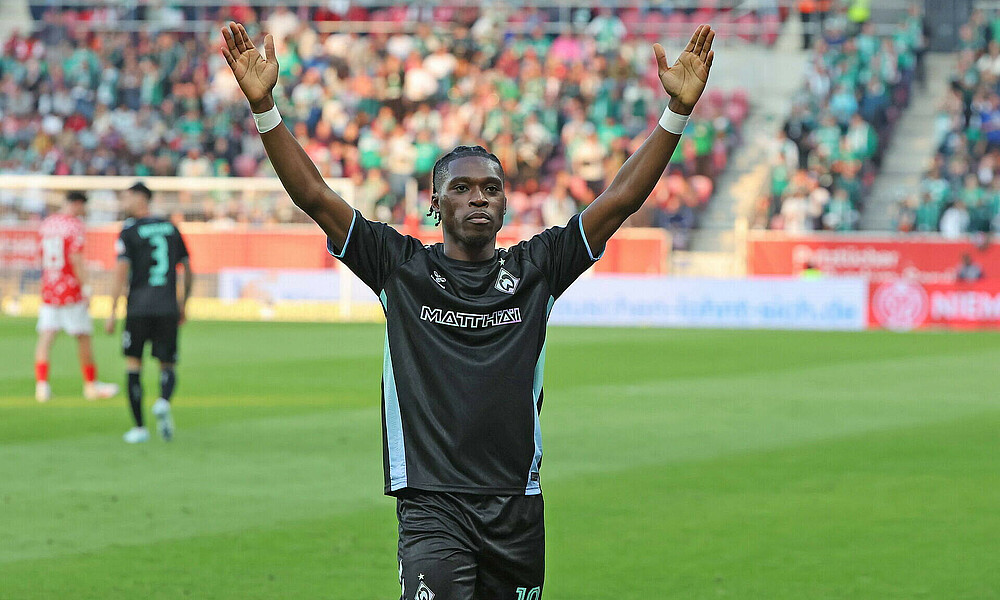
[581,25,715,250]
[220,22,354,245]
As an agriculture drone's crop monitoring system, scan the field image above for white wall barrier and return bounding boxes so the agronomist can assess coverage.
[551,277,869,331]
[219,268,376,303]
[208,272,869,329]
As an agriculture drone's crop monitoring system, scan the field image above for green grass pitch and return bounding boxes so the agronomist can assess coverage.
[1,316,998,599]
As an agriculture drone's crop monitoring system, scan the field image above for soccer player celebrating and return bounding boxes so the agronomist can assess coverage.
[104,183,193,444]
[222,21,714,597]
[35,191,120,403]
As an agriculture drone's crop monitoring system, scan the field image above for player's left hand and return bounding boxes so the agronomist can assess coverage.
[104,316,116,335]
[654,24,715,115]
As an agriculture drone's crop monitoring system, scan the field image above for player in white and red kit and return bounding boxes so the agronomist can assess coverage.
[35,191,119,403]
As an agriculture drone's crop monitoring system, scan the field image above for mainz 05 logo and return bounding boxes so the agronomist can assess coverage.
[420,306,522,328]
[872,279,928,331]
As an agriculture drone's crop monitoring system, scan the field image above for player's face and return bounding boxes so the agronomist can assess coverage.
[119,191,136,217]
[68,201,86,218]
[119,191,148,218]
[433,156,506,247]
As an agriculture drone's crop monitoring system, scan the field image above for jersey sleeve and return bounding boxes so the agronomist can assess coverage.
[115,229,131,262]
[517,212,604,298]
[174,227,190,262]
[327,209,423,293]
[67,222,85,255]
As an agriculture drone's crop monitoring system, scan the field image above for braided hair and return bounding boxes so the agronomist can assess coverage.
[427,145,504,226]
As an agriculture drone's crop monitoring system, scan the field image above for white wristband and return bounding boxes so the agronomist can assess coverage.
[252,105,282,134]
[658,106,690,135]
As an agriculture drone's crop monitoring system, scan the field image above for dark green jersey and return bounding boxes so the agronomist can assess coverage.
[116,217,189,316]
[329,210,602,496]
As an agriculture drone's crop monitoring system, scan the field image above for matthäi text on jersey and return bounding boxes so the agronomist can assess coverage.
[419,306,522,329]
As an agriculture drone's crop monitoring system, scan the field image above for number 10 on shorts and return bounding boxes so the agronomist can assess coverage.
[516,587,540,600]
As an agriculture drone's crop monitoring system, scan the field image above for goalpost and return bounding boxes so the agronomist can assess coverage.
[0,175,389,323]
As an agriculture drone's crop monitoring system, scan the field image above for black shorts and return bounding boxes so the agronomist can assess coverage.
[122,315,179,363]
[396,491,544,600]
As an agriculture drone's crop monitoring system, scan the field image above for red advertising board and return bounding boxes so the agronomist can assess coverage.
[2,224,669,274]
[747,233,999,283]
[0,226,338,273]
[869,279,1000,330]
[0,228,41,269]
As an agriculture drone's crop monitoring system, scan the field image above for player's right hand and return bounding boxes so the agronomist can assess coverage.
[221,22,278,112]
[104,316,116,335]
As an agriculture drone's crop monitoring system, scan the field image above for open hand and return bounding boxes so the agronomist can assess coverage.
[104,316,116,336]
[654,25,715,115]
[221,22,278,112]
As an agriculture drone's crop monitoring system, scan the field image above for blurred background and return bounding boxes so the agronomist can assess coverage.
[1,0,997,329]
[1,0,996,330]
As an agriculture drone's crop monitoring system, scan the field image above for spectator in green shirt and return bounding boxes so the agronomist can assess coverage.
[357,125,385,170]
[960,174,983,207]
[845,114,877,161]
[835,160,864,208]
[812,115,842,156]
[690,119,715,178]
[914,193,942,232]
[413,130,440,180]
[771,162,791,200]
[969,196,994,233]
[920,166,951,206]
[597,116,625,150]
[823,189,857,231]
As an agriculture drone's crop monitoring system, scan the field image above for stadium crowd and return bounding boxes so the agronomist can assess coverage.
[758,3,926,233]
[0,4,754,247]
[896,9,1000,237]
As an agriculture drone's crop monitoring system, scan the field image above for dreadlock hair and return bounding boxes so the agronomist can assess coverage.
[427,145,504,227]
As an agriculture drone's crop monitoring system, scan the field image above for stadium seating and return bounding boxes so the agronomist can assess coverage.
[1,3,757,247]
[758,5,925,233]
[899,9,1000,237]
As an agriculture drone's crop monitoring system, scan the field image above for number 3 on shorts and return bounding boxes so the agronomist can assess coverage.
[516,587,540,600]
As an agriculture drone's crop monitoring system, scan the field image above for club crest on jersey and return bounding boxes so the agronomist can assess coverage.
[431,270,447,290]
[415,581,435,600]
[495,267,519,295]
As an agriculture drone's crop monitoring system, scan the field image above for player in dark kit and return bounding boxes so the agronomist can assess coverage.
[105,182,193,444]
[222,21,714,598]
